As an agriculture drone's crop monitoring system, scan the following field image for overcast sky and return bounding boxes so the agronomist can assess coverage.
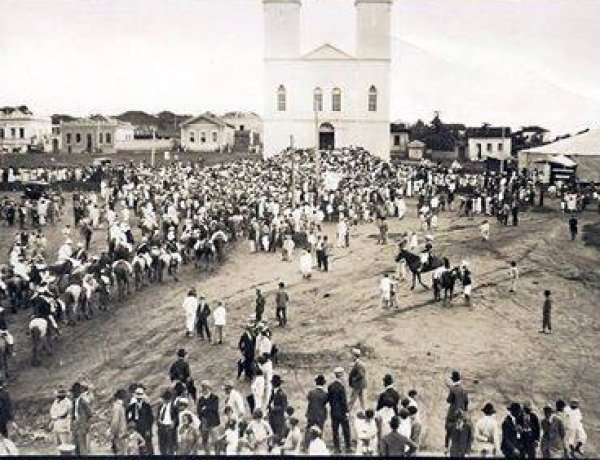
[1,0,599,134]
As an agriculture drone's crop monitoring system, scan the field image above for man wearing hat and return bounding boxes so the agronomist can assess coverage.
[565,398,587,456]
[501,402,522,458]
[71,382,93,456]
[237,324,256,381]
[267,374,288,447]
[304,375,328,451]
[156,389,178,455]
[197,380,220,455]
[447,409,473,457]
[328,366,352,454]
[126,386,154,455]
[348,348,367,412]
[49,388,72,448]
[473,403,500,456]
[520,401,541,458]
[445,370,469,449]
[196,293,212,342]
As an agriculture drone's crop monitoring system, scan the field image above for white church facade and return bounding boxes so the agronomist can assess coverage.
[262,0,392,159]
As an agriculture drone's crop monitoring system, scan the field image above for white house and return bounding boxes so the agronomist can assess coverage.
[221,111,263,152]
[262,0,392,159]
[466,126,512,161]
[60,116,134,154]
[180,113,236,153]
[0,106,52,153]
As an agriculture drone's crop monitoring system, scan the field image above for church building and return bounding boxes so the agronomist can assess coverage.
[262,0,392,159]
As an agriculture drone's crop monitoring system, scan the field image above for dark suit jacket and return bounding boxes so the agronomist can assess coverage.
[327,380,349,419]
[501,415,520,456]
[156,401,179,429]
[197,393,220,429]
[72,396,93,432]
[306,387,328,424]
[519,411,541,444]
[238,332,255,359]
[268,388,288,436]
[376,387,400,414]
[169,359,191,383]
[0,389,13,424]
[446,384,468,420]
[126,400,154,435]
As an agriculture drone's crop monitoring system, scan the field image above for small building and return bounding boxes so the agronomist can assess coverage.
[180,113,235,153]
[466,125,512,161]
[221,112,263,152]
[0,106,52,153]
[60,116,134,154]
[407,140,425,160]
[518,125,551,144]
[390,122,410,156]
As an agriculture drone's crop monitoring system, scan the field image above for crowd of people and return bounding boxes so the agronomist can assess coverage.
[0,146,595,456]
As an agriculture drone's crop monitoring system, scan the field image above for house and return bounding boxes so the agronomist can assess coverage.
[407,140,425,160]
[466,125,512,161]
[60,116,134,154]
[390,122,410,156]
[518,126,551,143]
[263,0,392,158]
[0,106,52,153]
[221,112,263,153]
[180,113,236,153]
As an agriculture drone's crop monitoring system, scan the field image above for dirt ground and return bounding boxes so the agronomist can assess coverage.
[3,194,600,455]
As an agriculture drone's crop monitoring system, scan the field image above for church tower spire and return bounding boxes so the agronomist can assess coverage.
[263,0,301,60]
[355,0,392,59]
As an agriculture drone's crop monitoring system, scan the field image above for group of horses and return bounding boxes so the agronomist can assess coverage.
[395,248,465,305]
[0,227,230,374]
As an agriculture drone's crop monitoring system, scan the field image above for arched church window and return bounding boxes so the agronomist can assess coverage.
[332,87,341,112]
[313,87,323,112]
[277,85,286,111]
[368,85,377,112]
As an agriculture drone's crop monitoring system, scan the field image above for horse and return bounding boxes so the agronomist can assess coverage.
[30,319,52,366]
[149,247,165,282]
[160,248,181,282]
[2,273,30,313]
[194,239,215,271]
[440,267,463,305]
[395,249,444,290]
[112,259,132,301]
[131,254,149,290]
[64,281,91,324]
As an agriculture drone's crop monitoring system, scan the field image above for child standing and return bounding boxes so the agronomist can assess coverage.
[509,261,519,292]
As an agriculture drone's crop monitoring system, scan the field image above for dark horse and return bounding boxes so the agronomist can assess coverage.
[395,249,444,290]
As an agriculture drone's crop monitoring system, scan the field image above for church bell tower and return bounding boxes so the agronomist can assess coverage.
[355,0,392,60]
[263,0,301,60]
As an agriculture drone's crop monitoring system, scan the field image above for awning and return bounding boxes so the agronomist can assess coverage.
[549,154,577,168]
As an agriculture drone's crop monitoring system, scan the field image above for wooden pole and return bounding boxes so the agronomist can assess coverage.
[290,135,295,208]
[314,109,320,199]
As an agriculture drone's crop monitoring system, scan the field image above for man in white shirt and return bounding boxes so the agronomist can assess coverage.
[50,388,72,446]
[212,301,226,345]
[222,381,246,421]
[380,274,392,309]
[57,239,73,262]
[182,289,198,338]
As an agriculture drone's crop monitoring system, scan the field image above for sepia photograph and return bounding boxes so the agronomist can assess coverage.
[0,0,599,456]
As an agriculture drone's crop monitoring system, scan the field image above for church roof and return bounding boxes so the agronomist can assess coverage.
[302,43,355,61]
[181,113,235,129]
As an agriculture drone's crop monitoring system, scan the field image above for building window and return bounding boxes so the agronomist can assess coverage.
[486,143,492,152]
[201,132,207,143]
[10,128,16,138]
[19,128,25,139]
[277,85,286,111]
[498,142,503,151]
[0,128,4,139]
[66,133,71,144]
[99,133,104,144]
[189,131,195,143]
[76,133,81,144]
[332,87,341,112]
[313,87,323,112]
[368,85,377,112]
[212,131,218,143]
[394,135,400,146]
[105,132,112,144]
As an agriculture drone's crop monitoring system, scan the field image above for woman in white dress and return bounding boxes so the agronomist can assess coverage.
[300,249,312,279]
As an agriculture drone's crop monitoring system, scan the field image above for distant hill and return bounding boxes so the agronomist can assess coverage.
[114,110,191,137]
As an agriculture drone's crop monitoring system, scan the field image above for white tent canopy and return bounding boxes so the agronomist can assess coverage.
[520,128,600,157]
[549,154,577,167]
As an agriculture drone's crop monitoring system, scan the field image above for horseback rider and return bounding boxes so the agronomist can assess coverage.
[73,242,88,264]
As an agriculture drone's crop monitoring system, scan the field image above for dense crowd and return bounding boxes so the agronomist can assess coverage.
[0,147,594,456]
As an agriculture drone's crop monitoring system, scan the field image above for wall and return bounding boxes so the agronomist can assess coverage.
[115,139,174,151]
[181,122,233,152]
[263,58,390,158]
[467,137,512,161]
[61,124,117,154]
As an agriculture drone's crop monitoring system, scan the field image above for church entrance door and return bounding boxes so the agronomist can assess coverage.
[319,122,335,151]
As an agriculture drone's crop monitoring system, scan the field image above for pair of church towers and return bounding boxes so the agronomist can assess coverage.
[262,0,393,159]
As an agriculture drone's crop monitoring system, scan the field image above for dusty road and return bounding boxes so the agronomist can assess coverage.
[3,197,600,455]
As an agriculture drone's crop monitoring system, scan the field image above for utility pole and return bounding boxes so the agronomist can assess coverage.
[290,135,296,208]
[151,127,156,168]
[314,109,321,199]
[500,126,505,174]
